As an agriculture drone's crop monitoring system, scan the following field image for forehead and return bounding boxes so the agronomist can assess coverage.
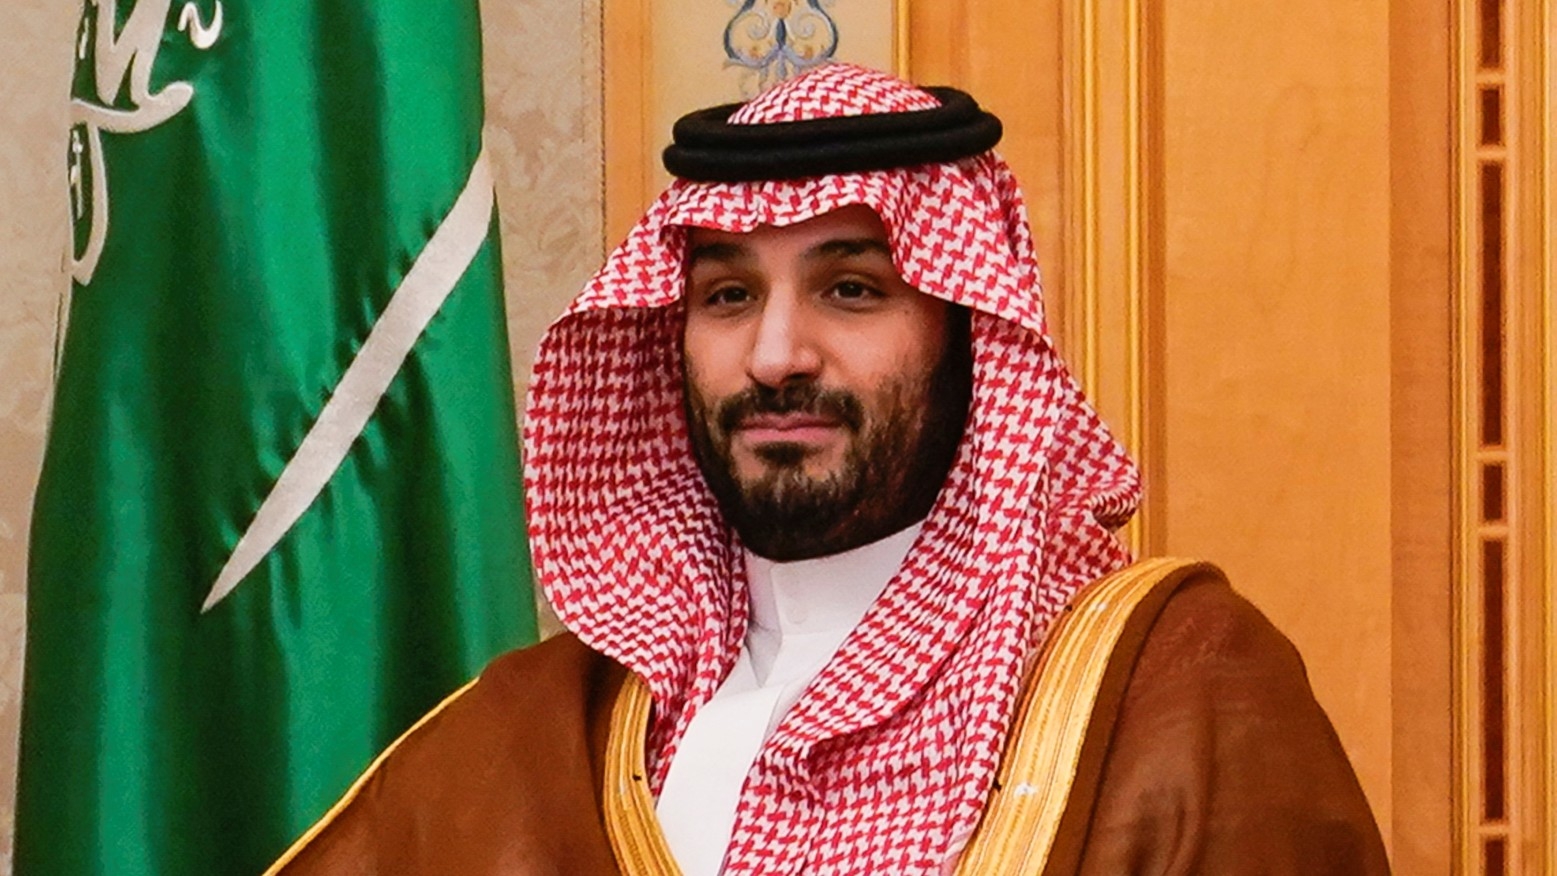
[683,204,891,257]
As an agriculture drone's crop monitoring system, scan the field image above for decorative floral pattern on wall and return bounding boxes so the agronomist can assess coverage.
[723,0,839,93]
[1,4,77,870]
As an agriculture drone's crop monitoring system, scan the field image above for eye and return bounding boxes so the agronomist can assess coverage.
[826,279,885,303]
[701,284,753,308]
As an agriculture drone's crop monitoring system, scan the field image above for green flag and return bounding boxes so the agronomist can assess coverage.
[17,2,538,873]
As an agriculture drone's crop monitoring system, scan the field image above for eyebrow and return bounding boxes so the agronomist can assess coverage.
[685,241,746,267]
[685,237,894,268]
[805,238,893,261]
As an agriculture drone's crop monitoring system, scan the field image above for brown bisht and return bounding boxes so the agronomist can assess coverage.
[269,561,1389,874]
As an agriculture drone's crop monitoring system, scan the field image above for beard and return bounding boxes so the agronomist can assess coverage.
[684,309,972,561]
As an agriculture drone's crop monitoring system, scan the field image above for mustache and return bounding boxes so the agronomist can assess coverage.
[715,382,867,435]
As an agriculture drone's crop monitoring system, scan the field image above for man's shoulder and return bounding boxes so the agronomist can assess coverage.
[1072,561,1331,738]
[382,631,627,793]
[267,633,626,875]
[476,630,623,705]
[380,632,621,757]
[1068,562,1391,874]
[1129,569,1308,687]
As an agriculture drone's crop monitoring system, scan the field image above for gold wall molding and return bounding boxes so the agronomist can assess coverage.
[1387,0,1455,868]
[1452,0,1554,869]
[1058,0,1160,556]
[1545,4,1556,868]
[602,0,650,250]
[1536,1,1554,869]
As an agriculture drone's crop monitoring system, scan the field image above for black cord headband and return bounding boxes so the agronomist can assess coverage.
[661,86,1003,183]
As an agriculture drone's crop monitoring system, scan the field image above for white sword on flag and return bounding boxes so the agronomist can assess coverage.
[202,149,497,612]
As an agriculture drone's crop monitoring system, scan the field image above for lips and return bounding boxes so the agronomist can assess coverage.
[740,413,837,430]
[735,413,843,445]
[711,383,866,443]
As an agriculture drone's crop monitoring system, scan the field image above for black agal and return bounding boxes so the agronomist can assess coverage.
[662,86,1003,183]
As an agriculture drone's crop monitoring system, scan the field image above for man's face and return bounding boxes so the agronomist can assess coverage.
[681,205,972,561]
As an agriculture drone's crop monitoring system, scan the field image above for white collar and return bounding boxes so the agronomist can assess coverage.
[744,522,923,639]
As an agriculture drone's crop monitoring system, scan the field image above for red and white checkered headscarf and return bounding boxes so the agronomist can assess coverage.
[525,64,1139,874]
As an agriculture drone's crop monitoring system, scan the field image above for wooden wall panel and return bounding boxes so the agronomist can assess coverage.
[905,0,1407,848]
[1389,0,1455,870]
[1156,1,1396,843]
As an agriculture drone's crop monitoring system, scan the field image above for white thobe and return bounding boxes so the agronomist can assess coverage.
[655,523,922,876]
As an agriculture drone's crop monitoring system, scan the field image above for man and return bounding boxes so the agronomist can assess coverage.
[269,64,1388,875]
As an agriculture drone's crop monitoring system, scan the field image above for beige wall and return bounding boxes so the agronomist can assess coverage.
[0,4,78,868]
[482,0,606,396]
[0,1,603,868]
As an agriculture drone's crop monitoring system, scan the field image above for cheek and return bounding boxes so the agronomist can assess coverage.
[841,323,946,392]
[681,359,716,422]
[682,322,716,378]
[682,332,743,410]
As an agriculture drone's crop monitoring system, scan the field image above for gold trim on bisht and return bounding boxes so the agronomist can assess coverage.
[603,673,683,875]
[953,557,1218,874]
[602,557,1218,875]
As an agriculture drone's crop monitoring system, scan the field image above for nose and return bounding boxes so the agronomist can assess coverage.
[746,291,822,388]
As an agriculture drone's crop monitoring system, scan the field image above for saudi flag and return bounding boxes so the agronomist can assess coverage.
[16,2,538,873]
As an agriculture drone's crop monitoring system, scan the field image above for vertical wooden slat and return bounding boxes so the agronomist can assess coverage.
[1389,0,1456,867]
[1456,0,1553,869]
[601,0,650,250]
[1480,162,1505,447]
[1483,538,1507,822]
[1514,0,1555,869]
[1542,4,1556,868]
[1454,0,1485,864]
[1456,0,1509,867]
